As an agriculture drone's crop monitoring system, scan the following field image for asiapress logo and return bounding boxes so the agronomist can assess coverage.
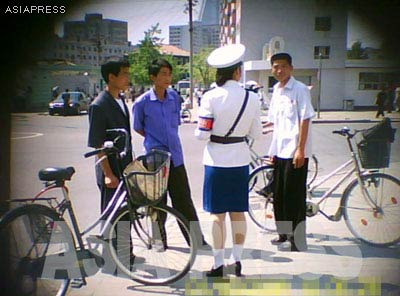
[4,5,66,14]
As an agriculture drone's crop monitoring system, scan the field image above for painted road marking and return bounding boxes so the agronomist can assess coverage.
[11,132,44,140]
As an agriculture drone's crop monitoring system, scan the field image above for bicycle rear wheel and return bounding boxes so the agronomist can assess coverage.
[108,204,196,285]
[0,204,73,296]
[342,173,400,246]
[248,165,276,232]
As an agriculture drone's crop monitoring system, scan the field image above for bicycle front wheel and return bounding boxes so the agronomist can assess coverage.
[108,204,197,285]
[307,154,319,186]
[342,173,400,246]
[0,204,73,296]
[248,165,276,232]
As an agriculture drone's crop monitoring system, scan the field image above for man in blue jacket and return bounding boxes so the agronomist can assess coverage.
[133,58,208,248]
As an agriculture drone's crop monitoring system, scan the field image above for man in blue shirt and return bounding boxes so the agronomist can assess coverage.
[133,58,207,248]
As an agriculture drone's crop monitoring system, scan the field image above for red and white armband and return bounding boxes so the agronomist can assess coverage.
[198,116,214,131]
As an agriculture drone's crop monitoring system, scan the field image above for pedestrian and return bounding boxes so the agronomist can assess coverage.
[62,89,70,116]
[195,44,262,277]
[375,86,387,118]
[51,86,59,102]
[395,86,400,112]
[263,52,315,252]
[87,59,134,270]
[386,83,396,113]
[132,58,208,249]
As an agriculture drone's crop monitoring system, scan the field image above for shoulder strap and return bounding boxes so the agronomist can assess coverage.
[225,90,249,137]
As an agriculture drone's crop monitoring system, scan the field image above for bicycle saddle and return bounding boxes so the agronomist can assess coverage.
[38,167,75,182]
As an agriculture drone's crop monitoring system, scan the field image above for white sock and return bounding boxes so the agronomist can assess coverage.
[212,248,225,269]
[231,244,243,262]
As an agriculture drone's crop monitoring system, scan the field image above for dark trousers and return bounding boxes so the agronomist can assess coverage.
[273,157,308,250]
[158,164,204,245]
[100,185,116,212]
[376,105,385,118]
[98,184,131,272]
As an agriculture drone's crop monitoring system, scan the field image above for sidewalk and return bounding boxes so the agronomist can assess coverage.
[65,105,400,296]
[67,203,400,296]
[189,101,400,124]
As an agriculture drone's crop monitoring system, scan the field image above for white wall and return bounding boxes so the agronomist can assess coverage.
[239,0,347,69]
[345,68,384,107]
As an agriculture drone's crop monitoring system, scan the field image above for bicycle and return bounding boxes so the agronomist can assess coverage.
[246,136,318,233]
[248,124,400,247]
[0,129,197,296]
[247,137,318,185]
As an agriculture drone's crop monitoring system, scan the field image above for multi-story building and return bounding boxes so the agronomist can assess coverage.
[220,0,400,109]
[40,14,134,66]
[169,0,220,53]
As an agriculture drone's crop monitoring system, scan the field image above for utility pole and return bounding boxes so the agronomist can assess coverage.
[188,0,194,109]
[317,53,322,119]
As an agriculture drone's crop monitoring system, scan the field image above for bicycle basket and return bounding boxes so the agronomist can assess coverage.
[357,139,391,169]
[123,150,171,205]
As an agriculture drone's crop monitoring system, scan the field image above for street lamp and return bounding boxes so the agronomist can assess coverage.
[317,53,322,119]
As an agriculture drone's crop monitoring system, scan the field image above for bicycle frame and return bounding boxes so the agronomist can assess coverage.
[308,130,380,222]
[308,158,355,221]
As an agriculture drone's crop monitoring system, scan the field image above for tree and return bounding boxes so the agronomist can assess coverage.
[192,47,216,88]
[128,23,187,86]
[128,24,162,86]
[347,41,368,59]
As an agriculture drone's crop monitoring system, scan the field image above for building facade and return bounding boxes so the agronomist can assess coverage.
[39,14,134,66]
[220,0,400,110]
[169,0,220,53]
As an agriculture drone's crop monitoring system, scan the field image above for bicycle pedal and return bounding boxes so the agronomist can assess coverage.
[70,278,86,289]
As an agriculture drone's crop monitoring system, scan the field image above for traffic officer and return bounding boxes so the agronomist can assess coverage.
[195,44,262,277]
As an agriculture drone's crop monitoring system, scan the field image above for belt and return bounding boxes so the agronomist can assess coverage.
[210,135,246,144]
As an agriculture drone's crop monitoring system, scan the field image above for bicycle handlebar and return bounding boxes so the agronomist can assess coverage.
[84,128,129,159]
[84,148,104,158]
[332,127,363,138]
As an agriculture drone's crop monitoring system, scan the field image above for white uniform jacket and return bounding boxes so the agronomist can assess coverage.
[267,76,315,159]
[195,80,262,167]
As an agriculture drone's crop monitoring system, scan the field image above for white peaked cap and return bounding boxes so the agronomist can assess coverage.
[207,44,246,68]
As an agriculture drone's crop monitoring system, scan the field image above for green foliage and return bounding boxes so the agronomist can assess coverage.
[128,23,188,86]
[128,24,162,86]
[192,47,216,88]
[347,41,368,59]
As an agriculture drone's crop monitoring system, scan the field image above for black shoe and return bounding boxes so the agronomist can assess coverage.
[271,235,287,245]
[206,265,223,277]
[277,240,307,252]
[226,261,242,277]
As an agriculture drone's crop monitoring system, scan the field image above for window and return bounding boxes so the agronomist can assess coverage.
[315,17,331,31]
[314,46,330,59]
[358,72,400,90]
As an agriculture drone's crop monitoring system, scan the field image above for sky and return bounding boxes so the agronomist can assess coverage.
[55,0,380,48]
[55,0,204,45]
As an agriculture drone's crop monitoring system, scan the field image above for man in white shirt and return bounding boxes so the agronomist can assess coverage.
[264,53,315,251]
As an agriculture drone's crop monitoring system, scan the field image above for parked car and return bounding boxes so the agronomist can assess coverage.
[49,91,90,116]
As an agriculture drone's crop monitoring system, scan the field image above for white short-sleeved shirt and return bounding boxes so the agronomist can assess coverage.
[195,80,262,167]
[268,76,315,159]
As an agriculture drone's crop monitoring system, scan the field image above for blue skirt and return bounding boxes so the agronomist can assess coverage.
[203,165,249,214]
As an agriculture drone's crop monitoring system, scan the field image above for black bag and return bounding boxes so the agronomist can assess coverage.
[361,117,396,143]
[357,118,396,169]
